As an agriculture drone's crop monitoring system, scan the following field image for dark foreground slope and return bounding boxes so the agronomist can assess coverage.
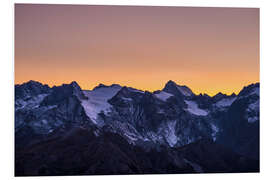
[15,127,259,176]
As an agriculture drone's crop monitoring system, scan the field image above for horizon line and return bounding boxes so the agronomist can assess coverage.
[15,79,260,97]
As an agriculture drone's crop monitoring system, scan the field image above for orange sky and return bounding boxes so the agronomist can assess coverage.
[15,4,259,96]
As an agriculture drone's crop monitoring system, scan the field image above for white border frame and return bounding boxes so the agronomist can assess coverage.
[1,0,269,179]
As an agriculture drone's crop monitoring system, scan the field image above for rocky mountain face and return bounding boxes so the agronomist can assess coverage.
[218,83,259,160]
[15,80,260,175]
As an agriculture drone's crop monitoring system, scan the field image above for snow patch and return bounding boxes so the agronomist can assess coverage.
[246,99,259,123]
[165,120,178,146]
[41,119,48,125]
[146,131,163,143]
[211,124,219,141]
[124,133,138,142]
[250,87,259,96]
[81,86,122,124]
[15,94,48,111]
[128,88,144,93]
[248,117,259,123]
[183,159,203,173]
[184,100,208,116]
[121,97,133,101]
[155,91,173,101]
[215,97,236,107]
[176,86,193,96]
[247,100,259,112]
[93,129,100,137]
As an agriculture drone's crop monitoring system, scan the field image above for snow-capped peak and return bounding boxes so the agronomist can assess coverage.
[163,80,194,97]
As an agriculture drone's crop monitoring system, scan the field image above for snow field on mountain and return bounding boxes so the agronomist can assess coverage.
[184,100,208,116]
[215,97,236,107]
[81,86,122,124]
[155,91,173,101]
[176,86,193,96]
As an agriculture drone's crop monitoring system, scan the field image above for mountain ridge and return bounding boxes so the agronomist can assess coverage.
[15,79,260,175]
[15,79,259,97]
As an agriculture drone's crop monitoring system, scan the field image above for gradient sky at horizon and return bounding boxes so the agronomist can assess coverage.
[15,4,259,96]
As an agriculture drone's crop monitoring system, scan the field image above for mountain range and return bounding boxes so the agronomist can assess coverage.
[15,80,260,176]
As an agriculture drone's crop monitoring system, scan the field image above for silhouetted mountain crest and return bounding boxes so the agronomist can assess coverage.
[93,83,122,91]
[15,80,51,99]
[212,92,228,102]
[163,80,194,97]
[15,80,260,164]
[40,81,87,106]
[238,83,259,97]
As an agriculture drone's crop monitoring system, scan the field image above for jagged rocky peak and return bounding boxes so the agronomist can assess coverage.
[144,90,157,99]
[190,93,212,110]
[212,91,237,101]
[198,93,210,97]
[238,82,259,97]
[195,93,212,101]
[15,80,51,99]
[69,81,85,95]
[163,80,194,97]
[16,80,43,87]
[109,86,137,101]
[165,80,177,86]
[163,80,179,90]
[217,83,259,159]
[114,86,131,97]
[41,81,87,106]
[92,83,122,91]
[70,81,80,88]
[107,86,131,105]
[213,92,226,98]
[108,86,146,108]
[59,81,87,99]
[212,92,229,102]
[110,85,144,98]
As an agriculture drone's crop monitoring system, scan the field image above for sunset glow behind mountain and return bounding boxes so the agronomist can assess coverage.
[15,4,259,96]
